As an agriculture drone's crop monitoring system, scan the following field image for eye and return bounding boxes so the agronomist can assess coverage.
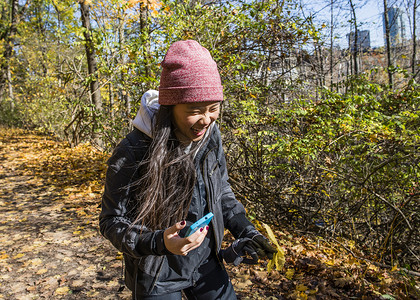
[210,106,219,113]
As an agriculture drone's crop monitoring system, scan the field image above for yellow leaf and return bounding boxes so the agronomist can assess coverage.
[262,223,285,271]
[262,223,280,249]
[297,292,308,300]
[55,286,70,295]
[116,252,123,260]
[274,250,285,270]
[36,268,48,275]
[267,257,275,273]
[368,263,378,272]
[391,265,398,272]
[296,284,308,292]
[308,289,318,295]
[325,259,335,266]
[13,253,24,259]
[87,290,99,297]
[285,268,295,280]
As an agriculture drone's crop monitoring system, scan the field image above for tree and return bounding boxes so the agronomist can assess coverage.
[0,0,26,109]
[349,0,359,75]
[330,0,334,87]
[383,0,394,87]
[79,0,103,146]
[411,0,417,76]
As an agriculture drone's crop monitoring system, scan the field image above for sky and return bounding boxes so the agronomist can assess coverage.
[303,0,418,48]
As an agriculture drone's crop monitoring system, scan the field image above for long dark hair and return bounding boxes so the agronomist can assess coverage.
[132,105,197,230]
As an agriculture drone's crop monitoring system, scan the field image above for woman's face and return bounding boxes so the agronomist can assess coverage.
[172,101,220,143]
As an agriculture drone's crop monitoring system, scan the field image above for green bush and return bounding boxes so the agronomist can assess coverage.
[223,74,419,269]
[0,99,22,127]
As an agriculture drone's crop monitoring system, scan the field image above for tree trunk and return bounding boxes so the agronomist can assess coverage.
[315,41,325,97]
[383,0,394,87]
[1,0,19,108]
[117,15,129,117]
[330,0,334,87]
[412,0,417,76]
[7,64,13,109]
[109,82,114,121]
[140,2,151,83]
[349,0,359,75]
[79,1,102,146]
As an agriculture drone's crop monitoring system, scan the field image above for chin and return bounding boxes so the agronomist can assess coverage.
[191,135,205,142]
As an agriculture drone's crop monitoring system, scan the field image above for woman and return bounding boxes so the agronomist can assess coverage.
[99,40,276,300]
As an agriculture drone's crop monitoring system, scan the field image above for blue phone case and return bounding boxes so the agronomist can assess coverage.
[185,212,214,237]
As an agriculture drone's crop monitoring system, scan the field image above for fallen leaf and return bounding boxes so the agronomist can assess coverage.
[36,269,48,275]
[285,268,295,280]
[55,286,70,295]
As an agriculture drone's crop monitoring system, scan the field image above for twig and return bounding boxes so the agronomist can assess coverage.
[228,176,252,192]
[371,190,413,231]
[330,237,420,277]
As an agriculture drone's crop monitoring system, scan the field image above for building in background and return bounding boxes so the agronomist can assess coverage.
[347,30,371,51]
[383,6,406,47]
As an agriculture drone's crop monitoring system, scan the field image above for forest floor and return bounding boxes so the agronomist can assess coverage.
[0,127,418,300]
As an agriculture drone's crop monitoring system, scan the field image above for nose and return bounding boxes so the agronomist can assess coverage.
[200,112,212,126]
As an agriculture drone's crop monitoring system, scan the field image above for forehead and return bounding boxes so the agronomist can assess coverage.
[177,101,220,110]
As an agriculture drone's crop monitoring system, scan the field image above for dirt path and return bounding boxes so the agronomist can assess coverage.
[0,130,131,299]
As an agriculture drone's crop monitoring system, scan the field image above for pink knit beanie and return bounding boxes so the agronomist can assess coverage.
[158,40,224,105]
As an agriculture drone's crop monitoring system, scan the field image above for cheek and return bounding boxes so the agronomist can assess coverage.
[174,111,193,129]
[183,116,200,128]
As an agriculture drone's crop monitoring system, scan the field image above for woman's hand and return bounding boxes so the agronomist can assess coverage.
[163,221,209,256]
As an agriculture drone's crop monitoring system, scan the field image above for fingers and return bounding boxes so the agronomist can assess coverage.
[183,226,209,253]
[166,220,187,236]
[242,244,259,264]
[164,223,209,256]
[266,250,275,259]
[252,235,277,259]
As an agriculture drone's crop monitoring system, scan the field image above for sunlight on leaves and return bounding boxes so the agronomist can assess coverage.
[262,223,285,272]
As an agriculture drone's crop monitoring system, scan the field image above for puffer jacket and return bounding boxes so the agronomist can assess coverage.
[99,124,256,295]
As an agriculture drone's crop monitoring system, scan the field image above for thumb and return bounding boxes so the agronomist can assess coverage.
[165,221,186,236]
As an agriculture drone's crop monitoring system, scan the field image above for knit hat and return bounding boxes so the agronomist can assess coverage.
[158,40,223,105]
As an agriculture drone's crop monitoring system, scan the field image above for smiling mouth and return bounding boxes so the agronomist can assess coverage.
[191,127,206,136]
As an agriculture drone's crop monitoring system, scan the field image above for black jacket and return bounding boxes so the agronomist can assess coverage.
[99,125,255,295]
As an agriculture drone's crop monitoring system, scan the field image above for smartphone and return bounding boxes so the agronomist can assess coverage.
[184,212,214,237]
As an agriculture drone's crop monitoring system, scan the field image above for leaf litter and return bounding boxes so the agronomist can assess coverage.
[0,127,418,299]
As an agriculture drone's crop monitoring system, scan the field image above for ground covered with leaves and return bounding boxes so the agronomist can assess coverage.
[0,127,418,299]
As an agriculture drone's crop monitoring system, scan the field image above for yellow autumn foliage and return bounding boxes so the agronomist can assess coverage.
[262,222,285,272]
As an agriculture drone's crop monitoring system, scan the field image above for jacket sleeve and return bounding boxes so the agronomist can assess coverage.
[99,138,169,258]
[214,126,257,239]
